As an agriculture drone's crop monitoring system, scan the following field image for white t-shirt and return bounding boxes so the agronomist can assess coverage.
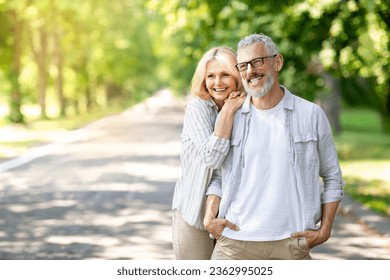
[223,96,305,241]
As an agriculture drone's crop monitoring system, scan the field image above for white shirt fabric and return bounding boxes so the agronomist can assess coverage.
[223,96,305,241]
[207,86,344,231]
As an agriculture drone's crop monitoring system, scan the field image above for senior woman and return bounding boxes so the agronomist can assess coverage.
[172,46,245,259]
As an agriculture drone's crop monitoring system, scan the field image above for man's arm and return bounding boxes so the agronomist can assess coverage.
[292,200,340,248]
[292,107,343,248]
[203,194,239,239]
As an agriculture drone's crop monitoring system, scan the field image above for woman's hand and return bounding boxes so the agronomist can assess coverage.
[223,91,246,113]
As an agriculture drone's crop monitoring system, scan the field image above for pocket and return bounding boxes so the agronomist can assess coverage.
[224,138,241,172]
[230,138,241,147]
[289,237,312,260]
[294,133,317,143]
[293,133,319,166]
[297,237,311,251]
[288,237,311,260]
[218,235,227,242]
[216,235,245,256]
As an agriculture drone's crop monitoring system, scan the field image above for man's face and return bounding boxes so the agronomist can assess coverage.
[237,42,275,98]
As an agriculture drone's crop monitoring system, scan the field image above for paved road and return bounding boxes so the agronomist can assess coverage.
[0,91,389,260]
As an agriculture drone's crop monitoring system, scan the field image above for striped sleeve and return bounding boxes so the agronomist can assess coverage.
[185,100,230,169]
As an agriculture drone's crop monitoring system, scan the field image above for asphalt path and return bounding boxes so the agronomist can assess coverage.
[0,91,389,260]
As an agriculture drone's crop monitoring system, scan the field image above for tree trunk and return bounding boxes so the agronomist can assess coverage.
[380,82,390,134]
[82,55,93,112]
[86,86,93,112]
[317,71,342,135]
[54,31,66,117]
[30,25,49,119]
[105,82,122,101]
[8,11,24,123]
[377,8,390,133]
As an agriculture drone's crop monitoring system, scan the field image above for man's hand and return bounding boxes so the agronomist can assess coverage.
[203,195,239,239]
[204,217,239,240]
[291,229,330,249]
[292,201,340,248]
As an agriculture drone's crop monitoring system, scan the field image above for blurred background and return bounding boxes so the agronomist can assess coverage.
[0,0,389,217]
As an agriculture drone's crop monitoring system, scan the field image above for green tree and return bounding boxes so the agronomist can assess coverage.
[151,0,389,133]
[0,1,26,123]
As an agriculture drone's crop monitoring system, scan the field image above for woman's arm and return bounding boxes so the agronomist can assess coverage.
[185,93,245,169]
[214,92,245,139]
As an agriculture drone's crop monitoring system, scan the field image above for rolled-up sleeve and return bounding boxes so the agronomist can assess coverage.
[317,109,344,203]
[201,134,230,168]
[206,168,223,198]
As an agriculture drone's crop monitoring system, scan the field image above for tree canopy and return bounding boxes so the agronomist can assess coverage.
[0,0,389,132]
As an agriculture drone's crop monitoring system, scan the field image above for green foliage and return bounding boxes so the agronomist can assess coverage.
[0,0,161,123]
[340,77,380,108]
[0,0,389,132]
[335,108,390,160]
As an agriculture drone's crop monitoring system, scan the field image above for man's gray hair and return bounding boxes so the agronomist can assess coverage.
[237,33,279,55]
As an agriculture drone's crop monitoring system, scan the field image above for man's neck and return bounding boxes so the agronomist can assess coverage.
[251,84,284,110]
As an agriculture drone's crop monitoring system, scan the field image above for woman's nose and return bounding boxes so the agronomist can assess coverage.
[215,76,223,85]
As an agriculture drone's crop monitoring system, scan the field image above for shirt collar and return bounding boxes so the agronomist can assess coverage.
[281,85,294,110]
[205,98,219,110]
[241,85,294,113]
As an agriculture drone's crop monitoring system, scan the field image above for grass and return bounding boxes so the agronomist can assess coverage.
[340,158,390,215]
[335,108,390,216]
[335,109,390,160]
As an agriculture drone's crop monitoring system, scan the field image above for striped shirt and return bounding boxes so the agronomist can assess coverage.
[172,96,230,230]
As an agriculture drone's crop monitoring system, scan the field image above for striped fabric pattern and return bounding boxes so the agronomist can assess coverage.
[172,97,230,230]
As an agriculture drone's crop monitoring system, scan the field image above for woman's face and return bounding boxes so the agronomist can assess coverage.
[205,59,237,109]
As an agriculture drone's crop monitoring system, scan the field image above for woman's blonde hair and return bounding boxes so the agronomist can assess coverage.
[190,46,243,100]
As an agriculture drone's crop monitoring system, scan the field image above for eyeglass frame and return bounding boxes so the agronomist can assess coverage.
[235,54,277,72]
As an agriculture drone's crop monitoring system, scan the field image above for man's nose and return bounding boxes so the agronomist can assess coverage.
[246,63,255,74]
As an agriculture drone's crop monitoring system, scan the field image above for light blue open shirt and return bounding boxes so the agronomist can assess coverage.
[207,86,344,231]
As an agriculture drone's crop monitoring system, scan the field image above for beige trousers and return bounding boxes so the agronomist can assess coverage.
[212,235,312,260]
[172,209,214,260]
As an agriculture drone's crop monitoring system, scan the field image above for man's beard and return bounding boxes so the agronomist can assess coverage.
[243,73,274,98]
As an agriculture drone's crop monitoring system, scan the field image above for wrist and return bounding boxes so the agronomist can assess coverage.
[203,215,215,223]
[318,227,331,242]
[220,104,236,114]
[203,216,216,228]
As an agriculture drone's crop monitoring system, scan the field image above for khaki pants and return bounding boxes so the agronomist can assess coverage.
[212,236,312,260]
[172,209,214,260]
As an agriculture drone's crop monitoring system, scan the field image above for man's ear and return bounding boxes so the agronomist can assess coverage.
[275,54,284,72]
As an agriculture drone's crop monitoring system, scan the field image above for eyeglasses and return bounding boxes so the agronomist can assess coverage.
[235,54,277,72]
